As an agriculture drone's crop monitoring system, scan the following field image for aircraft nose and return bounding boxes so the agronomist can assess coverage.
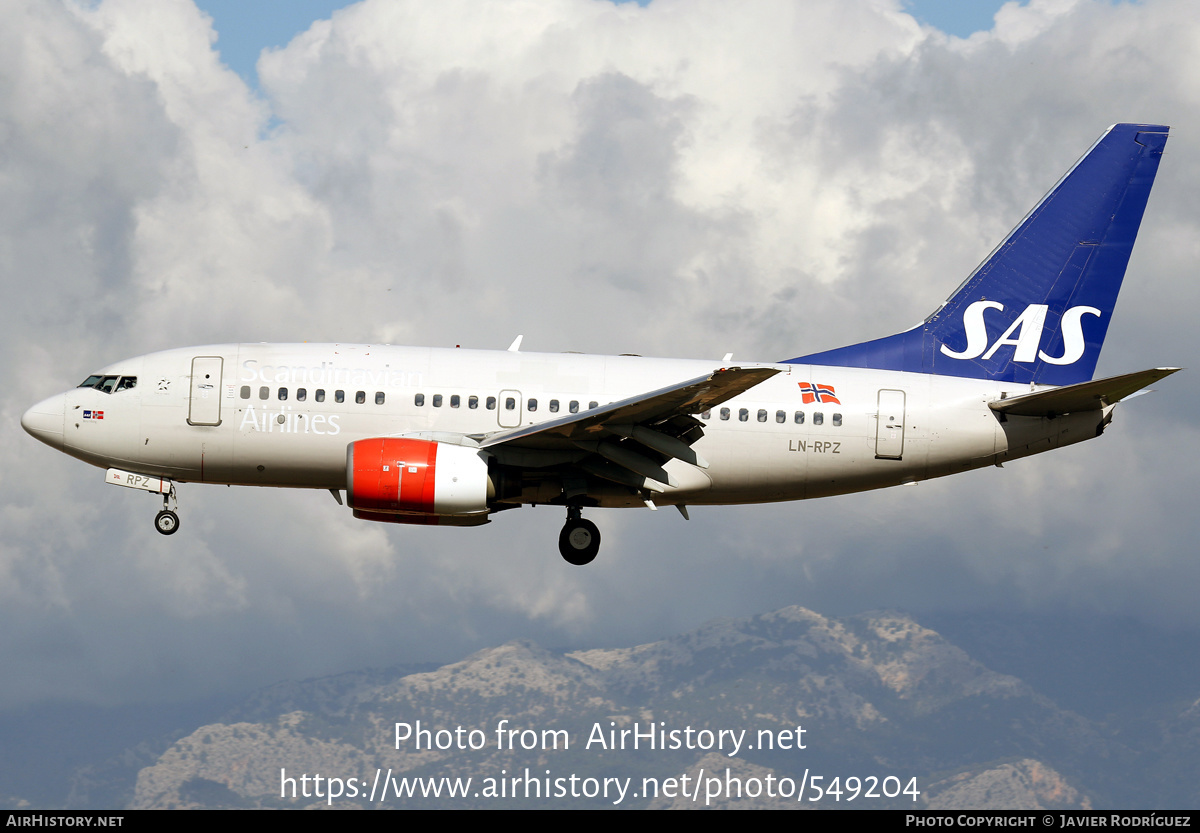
[21,393,66,450]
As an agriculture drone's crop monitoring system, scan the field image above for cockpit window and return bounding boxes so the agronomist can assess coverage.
[78,375,136,394]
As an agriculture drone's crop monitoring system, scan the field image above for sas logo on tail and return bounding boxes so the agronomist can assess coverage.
[799,383,840,405]
[940,302,1101,365]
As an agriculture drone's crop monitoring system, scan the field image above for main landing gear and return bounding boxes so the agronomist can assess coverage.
[558,506,600,566]
[154,484,180,536]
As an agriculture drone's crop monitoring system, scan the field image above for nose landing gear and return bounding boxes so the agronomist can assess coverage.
[559,506,600,566]
[155,510,179,535]
[154,484,180,536]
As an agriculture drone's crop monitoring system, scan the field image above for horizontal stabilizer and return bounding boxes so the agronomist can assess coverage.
[989,367,1181,417]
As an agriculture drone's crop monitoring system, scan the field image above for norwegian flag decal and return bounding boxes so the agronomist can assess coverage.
[798,383,840,405]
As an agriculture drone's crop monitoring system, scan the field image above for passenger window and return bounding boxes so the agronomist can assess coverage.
[794,411,805,424]
[468,396,479,409]
[355,391,365,404]
[814,412,824,425]
[316,389,325,402]
[335,390,345,403]
[589,401,598,410]
[297,388,307,402]
[259,386,269,400]
[776,410,785,424]
[832,413,842,427]
[569,401,579,414]
[505,397,516,410]
[528,398,537,411]
[414,393,425,406]
[240,386,251,399]
[279,388,288,400]
[701,410,711,420]
[549,399,559,413]
[757,409,767,423]
[432,394,442,407]
[739,408,749,422]
[487,397,497,410]
[450,395,460,408]
[376,392,385,405]
[720,408,730,421]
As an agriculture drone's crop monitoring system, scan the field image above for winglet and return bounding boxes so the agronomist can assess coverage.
[508,335,523,352]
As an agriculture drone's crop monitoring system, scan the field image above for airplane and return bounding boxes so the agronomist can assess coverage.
[22,123,1179,565]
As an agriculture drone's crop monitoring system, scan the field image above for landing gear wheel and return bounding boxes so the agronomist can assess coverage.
[154,510,180,535]
[559,518,600,566]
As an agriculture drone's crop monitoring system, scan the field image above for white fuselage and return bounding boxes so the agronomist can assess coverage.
[30,343,1104,510]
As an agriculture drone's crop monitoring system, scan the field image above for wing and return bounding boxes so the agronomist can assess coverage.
[479,366,778,449]
[475,366,779,495]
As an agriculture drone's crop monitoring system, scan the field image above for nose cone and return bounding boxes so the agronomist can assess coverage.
[21,394,66,450]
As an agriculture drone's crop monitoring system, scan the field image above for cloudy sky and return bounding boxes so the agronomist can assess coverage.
[2,0,1198,711]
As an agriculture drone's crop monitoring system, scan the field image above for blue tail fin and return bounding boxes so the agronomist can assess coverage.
[788,124,1169,385]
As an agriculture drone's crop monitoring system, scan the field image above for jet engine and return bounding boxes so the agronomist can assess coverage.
[346,438,492,521]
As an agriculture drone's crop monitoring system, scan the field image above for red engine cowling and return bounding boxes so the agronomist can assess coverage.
[346,438,491,518]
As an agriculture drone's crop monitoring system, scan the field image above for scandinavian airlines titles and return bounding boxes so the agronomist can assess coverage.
[239,405,342,436]
[239,359,423,388]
